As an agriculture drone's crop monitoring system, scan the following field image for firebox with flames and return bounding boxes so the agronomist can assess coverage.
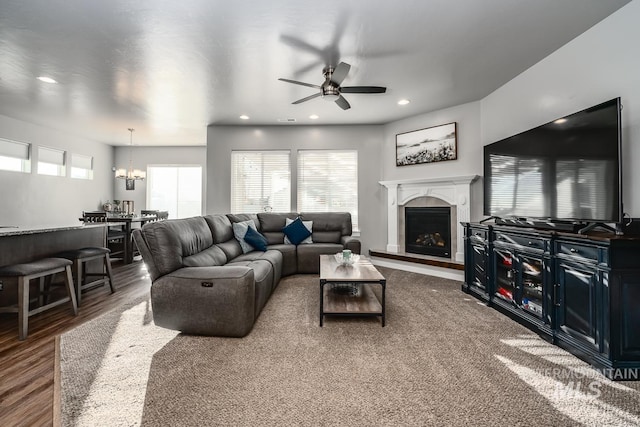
[415,232,446,247]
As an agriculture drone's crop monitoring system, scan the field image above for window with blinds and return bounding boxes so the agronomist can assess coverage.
[70,153,94,179]
[37,146,66,176]
[147,165,202,219]
[0,138,31,173]
[297,150,358,230]
[231,151,291,214]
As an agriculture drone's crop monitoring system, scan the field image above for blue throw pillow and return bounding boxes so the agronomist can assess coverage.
[232,220,258,253]
[244,226,268,252]
[282,217,312,245]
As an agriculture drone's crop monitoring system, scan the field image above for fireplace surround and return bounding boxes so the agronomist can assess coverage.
[379,175,479,262]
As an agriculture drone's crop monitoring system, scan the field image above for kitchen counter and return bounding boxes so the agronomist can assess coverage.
[0,223,108,237]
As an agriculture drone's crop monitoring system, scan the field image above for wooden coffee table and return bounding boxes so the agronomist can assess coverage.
[319,254,386,326]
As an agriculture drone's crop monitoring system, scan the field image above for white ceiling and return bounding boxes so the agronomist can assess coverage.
[0,0,630,146]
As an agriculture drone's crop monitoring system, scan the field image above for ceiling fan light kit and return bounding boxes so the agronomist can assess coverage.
[279,61,386,110]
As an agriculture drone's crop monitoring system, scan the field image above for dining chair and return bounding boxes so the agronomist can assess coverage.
[82,211,126,260]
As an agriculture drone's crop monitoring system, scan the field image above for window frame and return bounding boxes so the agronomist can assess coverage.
[37,146,66,177]
[230,150,292,214]
[296,149,359,231]
[146,164,203,219]
[0,138,31,173]
[70,153,94,180]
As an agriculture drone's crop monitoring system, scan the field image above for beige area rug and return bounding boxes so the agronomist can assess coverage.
[60,267,640,426]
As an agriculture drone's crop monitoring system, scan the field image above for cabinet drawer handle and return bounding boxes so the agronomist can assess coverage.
[528,241,534,245]
[569,248,578,253]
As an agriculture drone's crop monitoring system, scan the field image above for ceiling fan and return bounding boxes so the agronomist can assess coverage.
[278,62,386,110]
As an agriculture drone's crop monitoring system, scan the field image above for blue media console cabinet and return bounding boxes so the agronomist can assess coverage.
[462,222,640,380]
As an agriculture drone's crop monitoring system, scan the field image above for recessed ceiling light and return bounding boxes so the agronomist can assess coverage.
[397,99,410,106]
[37,76,57,84]
[239,115,250,120]
[554,118,567,124]
[309,114,319,120]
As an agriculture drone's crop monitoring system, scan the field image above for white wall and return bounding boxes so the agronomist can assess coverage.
[481,1,640,217]
[381,101,484,221]
[0,114,113,226]
[206,125,386,252]
[113,146,207,215]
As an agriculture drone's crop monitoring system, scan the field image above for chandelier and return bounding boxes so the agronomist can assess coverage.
[115,128,145,190]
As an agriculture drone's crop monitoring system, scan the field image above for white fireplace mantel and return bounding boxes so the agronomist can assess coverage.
[379,175,479,262]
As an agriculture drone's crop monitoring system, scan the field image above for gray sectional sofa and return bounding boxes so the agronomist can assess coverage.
[132,212,360,337]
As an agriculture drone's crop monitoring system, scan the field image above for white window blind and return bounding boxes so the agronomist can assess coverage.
[147,165,202,219]
[0,138,31,172]
[297,150,358,230]
[38,146,66,176]
[231,151,291,214]
[70,153,93,179]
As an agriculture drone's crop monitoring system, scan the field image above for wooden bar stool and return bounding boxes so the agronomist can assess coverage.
[0,258,78,340]
[55,247,116,306]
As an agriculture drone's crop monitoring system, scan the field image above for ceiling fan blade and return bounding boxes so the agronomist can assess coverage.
[330,62,351,86]
[292,92,322,104]
[278,78,321,89]
[335,95,351,110]
[340,86,387,94]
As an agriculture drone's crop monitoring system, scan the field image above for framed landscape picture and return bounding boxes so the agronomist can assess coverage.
[396,122,457,166]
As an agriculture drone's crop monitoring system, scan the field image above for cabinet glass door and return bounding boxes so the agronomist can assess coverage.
[519,255,544,319]
[494,249,515,303]
[470,244,487,292]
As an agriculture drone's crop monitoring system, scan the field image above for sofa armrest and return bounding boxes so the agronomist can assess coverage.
[341,236,361,254]
[151,266,256,337]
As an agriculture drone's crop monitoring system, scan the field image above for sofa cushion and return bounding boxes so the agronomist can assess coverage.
[141,216,214,277]
[283,217,313,245]
[231,249,283,288]
[232,220,258,253]
[311,230,342,243]
[282,217,312,245]
[216,240,243,261]
[266,244,297,277]
[244,226,268,252]
[183,245,227,267]
[227,259,273,317]
[204,214,234,243]
[300,212,352,240]
[257,212,298,245]
[258,212,298,231]
[296,243,344,274]
[227,213,260,229]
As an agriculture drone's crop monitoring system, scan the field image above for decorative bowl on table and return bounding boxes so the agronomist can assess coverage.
[334,253,359,266]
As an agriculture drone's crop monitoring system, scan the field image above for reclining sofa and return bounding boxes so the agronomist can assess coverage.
[133,212,360,337]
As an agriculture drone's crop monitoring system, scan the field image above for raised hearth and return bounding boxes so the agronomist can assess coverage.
[369,249,464,271]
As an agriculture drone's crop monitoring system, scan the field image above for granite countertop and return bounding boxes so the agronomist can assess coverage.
[0,223,108,237]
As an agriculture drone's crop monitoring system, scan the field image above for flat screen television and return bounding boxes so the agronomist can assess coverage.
[483,98,622,224]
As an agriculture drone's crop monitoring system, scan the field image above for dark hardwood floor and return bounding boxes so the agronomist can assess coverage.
[0,260,150,427]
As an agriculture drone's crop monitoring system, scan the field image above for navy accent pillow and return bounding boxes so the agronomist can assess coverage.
[282,217,312,245]
[244,226,268,252]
